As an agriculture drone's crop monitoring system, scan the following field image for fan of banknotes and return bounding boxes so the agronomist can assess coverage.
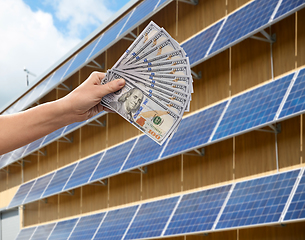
[100,21,193,145]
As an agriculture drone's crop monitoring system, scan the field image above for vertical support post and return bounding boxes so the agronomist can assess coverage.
[275,130,279,172]
[270,26,274,80]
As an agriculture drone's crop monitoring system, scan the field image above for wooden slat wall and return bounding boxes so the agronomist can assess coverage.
[297,8,305,67]
[227,0,252,14]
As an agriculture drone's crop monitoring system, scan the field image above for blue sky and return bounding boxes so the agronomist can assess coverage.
[0,0,131,112]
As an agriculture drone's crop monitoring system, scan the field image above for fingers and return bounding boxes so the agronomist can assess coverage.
[96,78,125,98]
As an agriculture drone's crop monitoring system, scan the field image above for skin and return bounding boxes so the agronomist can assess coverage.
[0,72,125,155]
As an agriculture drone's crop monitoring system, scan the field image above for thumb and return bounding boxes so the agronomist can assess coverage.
[98,78,125,97]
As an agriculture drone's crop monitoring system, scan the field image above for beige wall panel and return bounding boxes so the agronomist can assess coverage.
[59,188,81,219]
[239,222,305,240]
[297,8,305,67]
[186,229,236,240]
[23,155,38,183]
[107,113,139,147]
[0,186,18,209]
[7,165,21,189]
[109,172,141,208]
[231,37,271,95]
[107,40,132,68]
[58,130,80,168]
[272,14,296,77]
[40,195,58,223]
[81,115,107,157]
[228,0,251,14]
[0,170,7,192]
[183,138,233,191]
[235,130,276,179]
[24,201,39,227]
[278,117,300,169]
[82,184,108,214]
[177,0,226,43]
[142,156,181,200]
[188,50,229,113]
[39,143,57,177]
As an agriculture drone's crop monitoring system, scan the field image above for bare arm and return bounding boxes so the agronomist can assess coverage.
[0,72,125,155]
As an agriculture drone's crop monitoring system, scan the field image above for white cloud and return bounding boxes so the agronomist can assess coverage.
[46,0,114,38]
[0,0,114,112]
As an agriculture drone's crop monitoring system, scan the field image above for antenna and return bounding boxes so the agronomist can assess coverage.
[23,67,36,86]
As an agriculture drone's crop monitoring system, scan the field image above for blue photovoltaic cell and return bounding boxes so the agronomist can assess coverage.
[155,0,170,8]
[284,170,305,221]
[42,163,77,198]
[69,213,106,240]
[63,152,104,191]
[7,145,28,165]
[48,218,79,240]
[213,73,294,141]
[31,223,56,240]
[216,169,300,229]
[120,0,159,35]
[124,197,179,239]
[181,20,224,66]
[8,180,36,208]
[23,172,55,204]
[63,120,86,134]
[0,152,12,169]
[41,127,65,146]
[274,0,305,20]
[93,205,138,240]
[122,135,164,171]
[15,227,37,240]
[63,38,100,78]
[279,69,305,119]
[164,185,231,236]
[162,101,227,159]
[22,137,45,157]
[89,12,131,59]
[90,139,136,182]
[210,0,278,55]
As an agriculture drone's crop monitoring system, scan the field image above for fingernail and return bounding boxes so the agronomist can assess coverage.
[117,78,125,87]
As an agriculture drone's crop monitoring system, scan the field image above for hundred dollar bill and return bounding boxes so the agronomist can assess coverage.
[101,72,181,145]
[131,65,191,77]
[128,38,181,65]
[114,21,160,68]
[121,58,189,70]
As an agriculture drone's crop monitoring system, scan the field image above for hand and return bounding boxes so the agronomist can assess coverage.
[60,71,125,122]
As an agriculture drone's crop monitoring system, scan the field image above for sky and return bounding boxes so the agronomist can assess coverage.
[0,0,130,111]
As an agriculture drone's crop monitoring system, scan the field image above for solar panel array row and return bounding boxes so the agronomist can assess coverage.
[8,66,305,209]
[182,0,305,67]
[2,0,173,117]
[15,168,305,240]
[1,0,304,172]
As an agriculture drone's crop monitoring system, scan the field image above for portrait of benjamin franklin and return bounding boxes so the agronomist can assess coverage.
[109,88,144,121]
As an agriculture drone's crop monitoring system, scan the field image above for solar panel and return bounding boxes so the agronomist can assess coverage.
[274,0,305,20]
[88,11,132,59]
[182,20,224,66]
[31,222,56,240]
[69,212,106,240]
[63,152,104,191]
[278,69,305,119]
[161,101,228,159]
[210,0,278,56]
[283,169,305,222]
[124,196,179,239]
[216,169,300,229]
[7,145,28,165]
[121,135,164,171]
[22,137,44,157]
[41,127,66,146]
[42,163,77,198]
[15,227,37,240]
[164,185,231,236]
[23,172,55,204]
[212,73,294,142]
[90,139,136,182]
[48,218,79,240]
[119,0,160,35]
[63,120,86,135]
[0,152,12,169]
[93,205,139,240]
[8,180,36,208]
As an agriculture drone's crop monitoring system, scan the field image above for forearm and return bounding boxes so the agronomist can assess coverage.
[0,99,73,155]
